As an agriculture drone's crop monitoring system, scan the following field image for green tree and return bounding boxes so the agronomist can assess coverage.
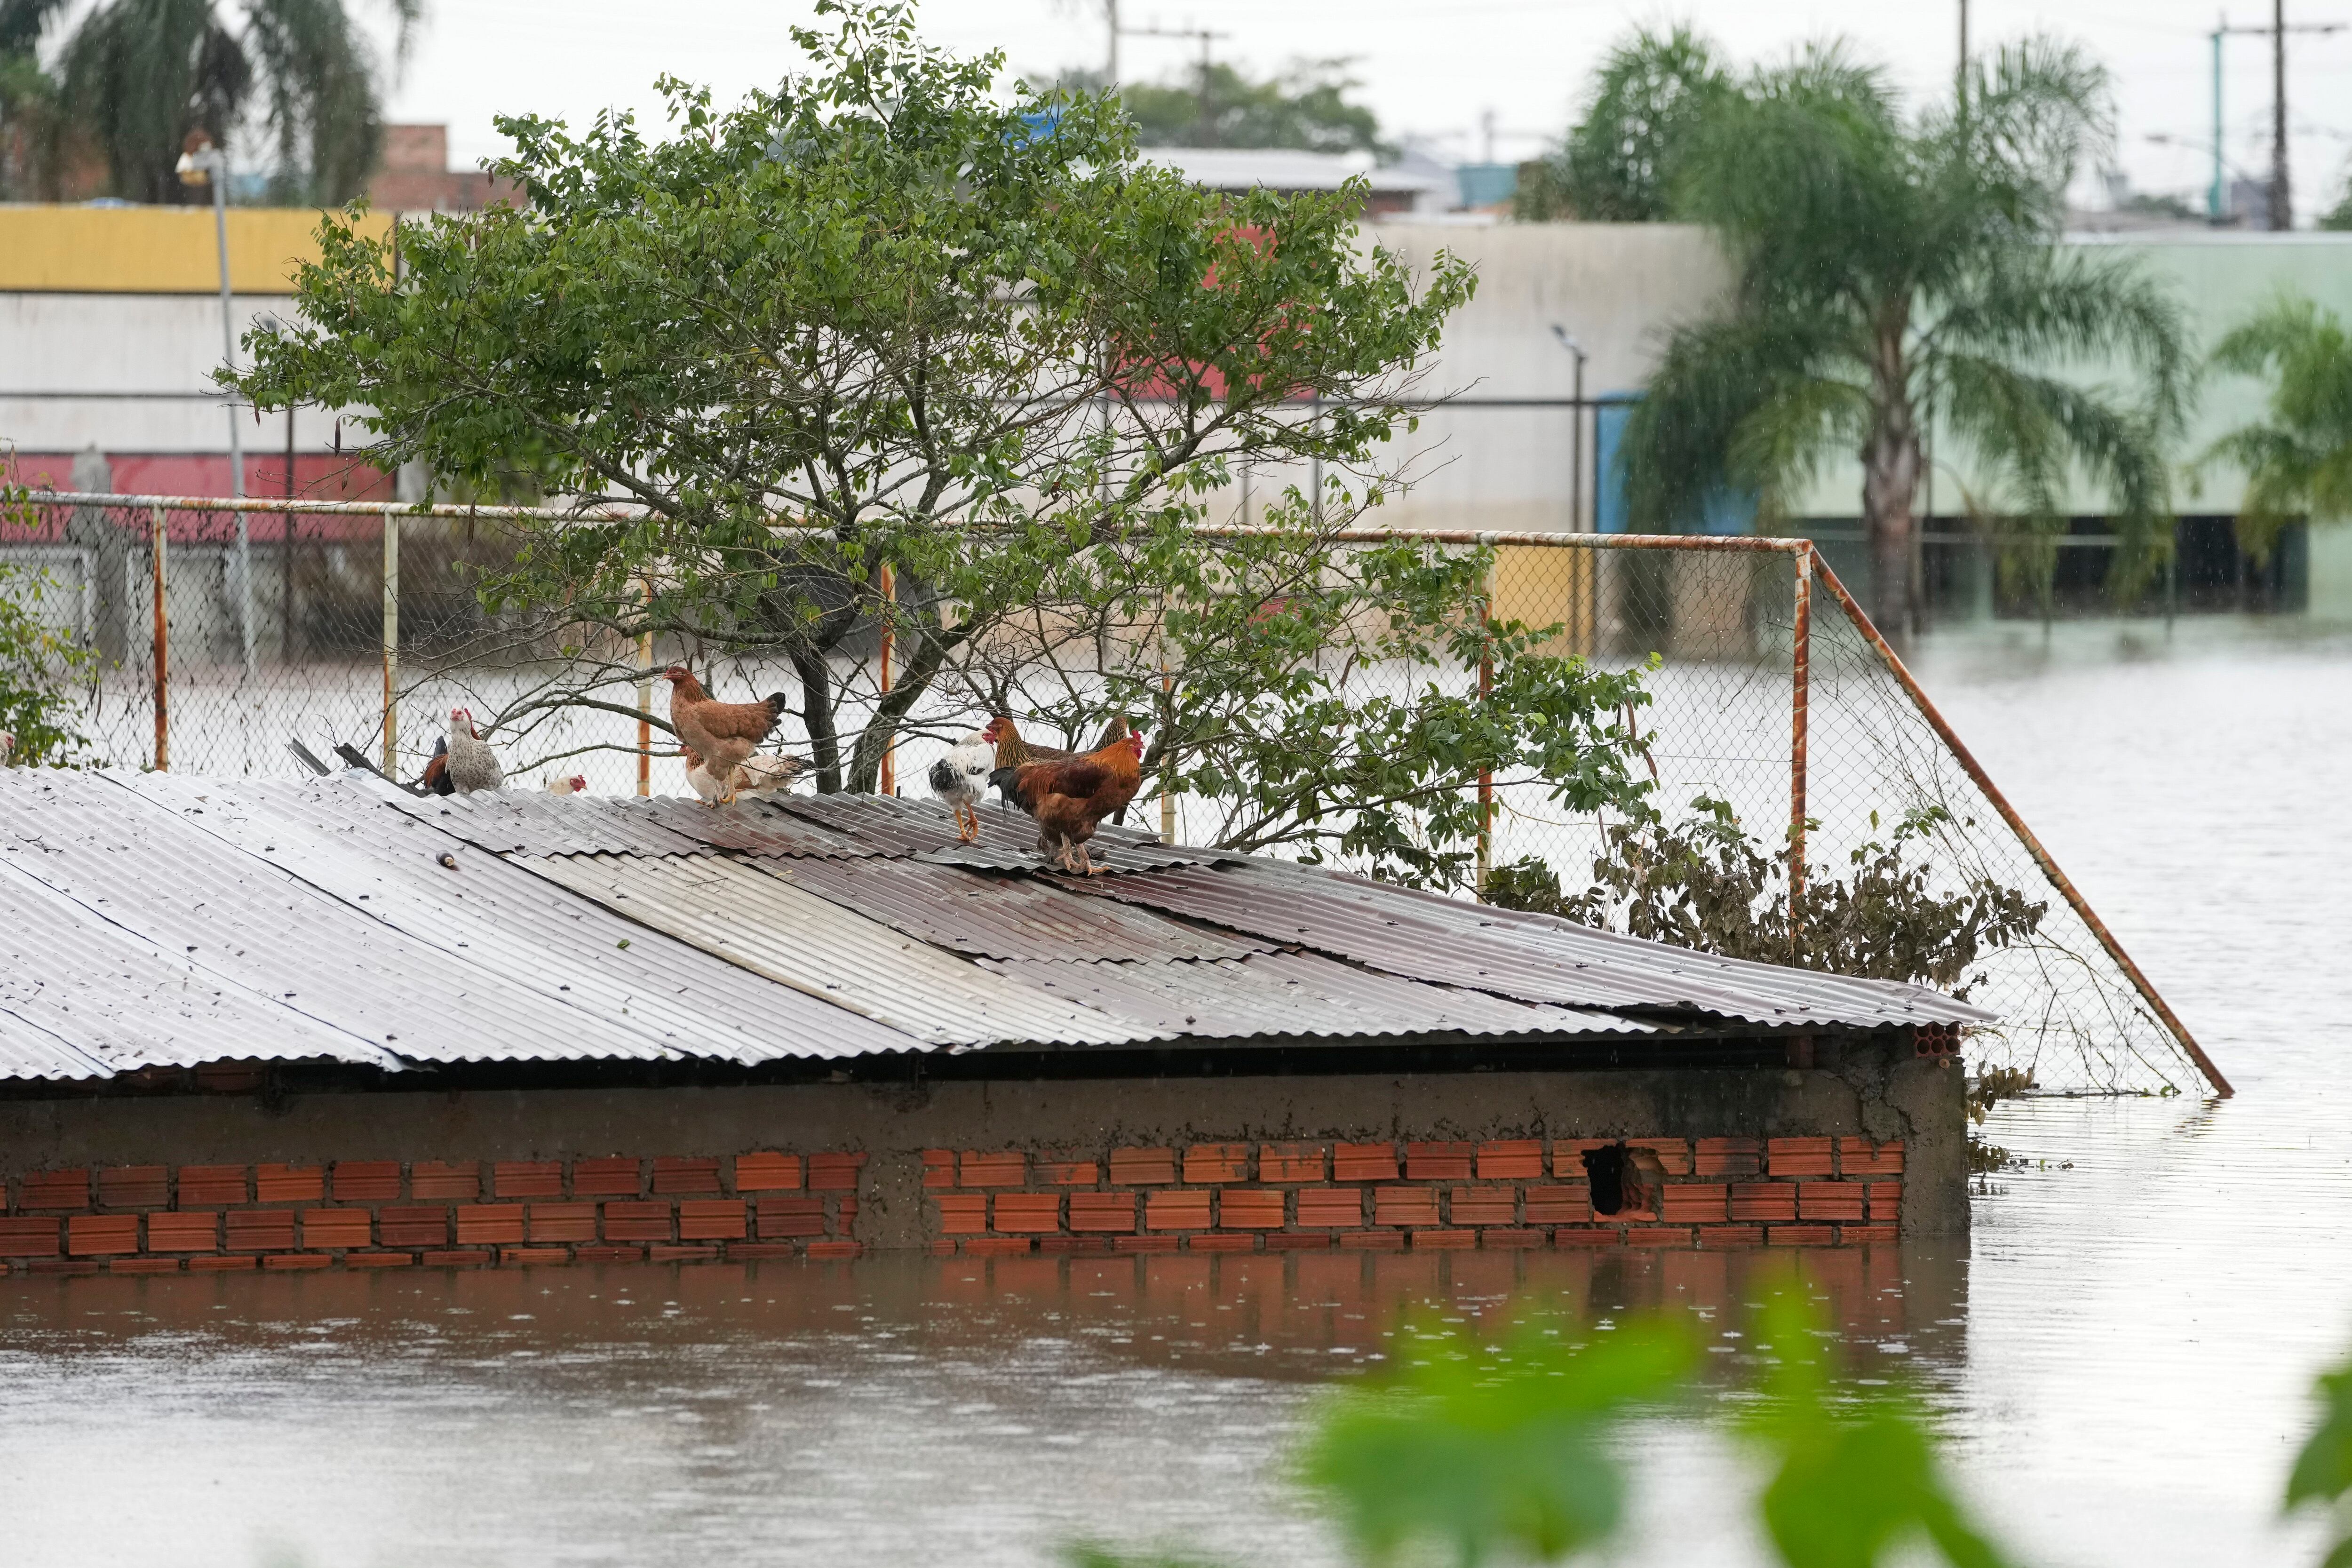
[25,0,420,206]
[1515,25,1728,222]
[1111,57,1387,156]
[2288,1346,2352,1567]
[0,479,97,766]
[1619,40,2189,640]
[2199,294,2352,561]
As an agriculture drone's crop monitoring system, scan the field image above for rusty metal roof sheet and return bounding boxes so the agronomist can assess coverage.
[524,852,1163,1048]
[620,794,870,857]
[376,785,711,858]
[1064,858,1996,1028]
[765,790,1216,871]
[761,855,1269,964]
[118,772,921,1065]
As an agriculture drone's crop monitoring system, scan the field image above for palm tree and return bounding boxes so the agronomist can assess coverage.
[33,0,418,206]
[2199,295,2352,561]
[1619,40,2189,640]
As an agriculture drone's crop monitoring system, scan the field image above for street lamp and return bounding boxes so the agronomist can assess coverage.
[175,130,255,677]
[1550,324,1588,533]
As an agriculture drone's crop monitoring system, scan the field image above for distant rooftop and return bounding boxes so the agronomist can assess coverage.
[1138,148,1447,215]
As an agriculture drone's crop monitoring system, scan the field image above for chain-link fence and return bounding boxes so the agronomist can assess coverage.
[0,492,2218,1099]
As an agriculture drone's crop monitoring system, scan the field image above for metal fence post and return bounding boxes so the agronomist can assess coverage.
[1476,553,1494,898]
[637,578,654,797]
[1159,588,1176,844]
[381,506,399,775]
[149,506,168,771]
[1789,546,1812,949]
[876,561,897,796]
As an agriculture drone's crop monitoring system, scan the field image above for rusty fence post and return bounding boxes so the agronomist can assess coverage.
[149,506,168,771]
[1476,551,1495,898]
[1158,588,1177,844]
[381,505,399,775]
[877,561,897,796]
[636,577,654,797]
[1789,545,1812,950]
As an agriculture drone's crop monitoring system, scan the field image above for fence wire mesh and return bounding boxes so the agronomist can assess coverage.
[1,494,2209,1097]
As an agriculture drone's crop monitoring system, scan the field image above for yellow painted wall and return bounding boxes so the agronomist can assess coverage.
[0,205,391,294]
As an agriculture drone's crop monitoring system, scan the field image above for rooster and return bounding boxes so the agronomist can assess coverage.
[683,747,807,804]
[544,774,589,795]
[929,729,996,843]
[418,737,453,795]
[663,666,789,806]
[990,729,1144,875]
[984,713,1129,772]
[0,730,14,766]
[444,708,504,795]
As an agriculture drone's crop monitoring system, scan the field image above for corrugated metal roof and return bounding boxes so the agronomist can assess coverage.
[622,794,869,858]
[524,852,1163,1048]
[980,947,1655,1042]
[119,772,922,1064]
[765,790,1212,870]
[763,855,1269,964]
[375,784,712,858]
[1060,858,1998,1028]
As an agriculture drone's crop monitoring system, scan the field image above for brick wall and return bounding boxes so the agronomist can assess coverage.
[922,1136,1905,1256]
[0,1150,866,1276]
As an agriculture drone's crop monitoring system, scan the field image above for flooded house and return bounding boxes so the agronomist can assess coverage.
[0,767,1979,1274]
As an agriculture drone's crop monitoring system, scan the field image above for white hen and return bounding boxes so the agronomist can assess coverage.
[684,748,806,804]
[928,729,996,843]
[444,708,503,794]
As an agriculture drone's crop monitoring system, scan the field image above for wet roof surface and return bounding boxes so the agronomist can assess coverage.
[0,768,1993,1082]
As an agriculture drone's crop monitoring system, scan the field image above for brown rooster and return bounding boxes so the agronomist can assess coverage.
[984,713,1130,772]
[663,666,790,806]
[989,729,1145,875]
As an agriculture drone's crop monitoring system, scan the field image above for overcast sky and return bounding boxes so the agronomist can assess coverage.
[374,0,2352,222]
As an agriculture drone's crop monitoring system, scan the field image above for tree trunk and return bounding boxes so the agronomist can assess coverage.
[793,649,842,794]
[1861,325,1923,646]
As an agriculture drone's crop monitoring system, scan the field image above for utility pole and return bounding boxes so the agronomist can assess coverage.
[1103,0,1117,84]
[2209,10,2343,229]
[1958,0,1970,106]
[1121,23,1229,138]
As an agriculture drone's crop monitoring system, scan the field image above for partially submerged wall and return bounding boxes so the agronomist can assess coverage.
[0,1051,1964,1274]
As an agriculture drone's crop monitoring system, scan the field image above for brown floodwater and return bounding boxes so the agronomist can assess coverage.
[3,616,2349,1567]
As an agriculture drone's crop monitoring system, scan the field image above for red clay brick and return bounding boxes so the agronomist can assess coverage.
[993,1194,1061,1234]
[1553,1227,1621,1248]
[1036,1159,1100,1186]
[1184,1144,1250,1183]
[1411,1228,1475,1250]
[21,1170,89,1210]
[345,1252,414,1269]
[254,1164,324,1204]
[453,1205,524,1246]
[1145,1190,1211,1230]
[98,1165,168,1208]
[602,1201,672,1242]
[572,1157,642,1196]
[1841,1225,1899,1245]
[1374,1188,1440,1228]
[1449,1187,1516,1226]
[653,1157,722,1195]
[921,1149,957,1189]
[1476,1140,1544,1180]
[0,1218,61,1256]
[1333,1142,1398,1183]
[653,1243,724,1263]
[502,1247,576,1266]
[421,1250,494,1267]
[110,1257,182,1274]
[962,1235,1033,1256]
[1112,1234,1181,1253]
[1481,1228,1547,1249]
[67,1222,139,1260]
[411,1162,480,1200]
[1693,1138,1763,1177]
[678,1200,747,1241]
[176,1165,248,1206]
[24,1259,99,1274]
[1259,1144,1326,1183]
[1525,1186,1594,1225]
[302,1209,373,1250]
[1867,1182,1904,1220]
[1187,1233,1256,1252]
[1110,1146,1176,1185]
[734,1152,801,1193]
[960,1151,1025,1187]
[188,1255,257,1272]
[1839,1138,1906,1176]
[1697,1225,1768,1248]
[146,1212,219,1252]
[332,1162,401,1202]
[1295,1188,1365,1228]
[1796,1181,1867,1223]
[805,1240,860,1259]
[1337,1230,1406,1251]
[932,1194,989,1236]
[1768,1225,1836,1247]
[1405,1142,1474,1181]
[1265,1231,1334,1250]
[1219,1190,1284,1229]
[1660,1184,1729,1224]
[1627,1139,1693,1176]
[836,1197,858,1230]
[1553,1138,1613,1174]
[806,1152,866,1191]
[1625,1226,1696,1248]
[1729,1183,1798,1223]
[493,1161,564,1198]
[1069,1193,1137,1233]
[574,1245,646,1263]
[526,1203,597,1244]
[757,1195,828,1239]
[265,1251,332,1271]
[1039,1235,1112,1256]
[1767,1138,1835,1176]
[379,1207,451,1248]
[226,1210,296,1251]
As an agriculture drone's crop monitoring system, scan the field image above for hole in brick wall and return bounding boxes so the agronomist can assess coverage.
[1580,1143,1667,1217]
